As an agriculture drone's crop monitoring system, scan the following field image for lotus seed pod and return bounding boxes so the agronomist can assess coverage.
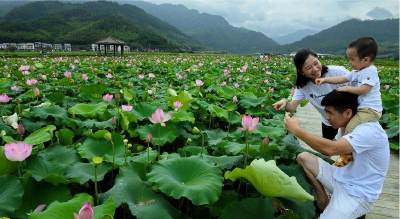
[104,133,112,141]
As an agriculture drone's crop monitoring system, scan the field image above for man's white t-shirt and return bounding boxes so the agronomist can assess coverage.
[334,122,390,203]
[344,65,382,112]
[292,65,350,126]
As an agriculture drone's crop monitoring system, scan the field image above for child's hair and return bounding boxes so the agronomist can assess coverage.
[321,90,359,115]
[348,37,378,61]
[293,48,328,88]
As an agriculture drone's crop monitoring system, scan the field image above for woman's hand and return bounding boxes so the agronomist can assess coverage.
[272,99,287,110]
[315,78,325,86]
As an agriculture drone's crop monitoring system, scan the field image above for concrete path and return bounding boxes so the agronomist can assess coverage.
[294,102,399,219]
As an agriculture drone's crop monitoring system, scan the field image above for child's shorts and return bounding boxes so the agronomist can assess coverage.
[346,108,382,133]
[316,157,374,219]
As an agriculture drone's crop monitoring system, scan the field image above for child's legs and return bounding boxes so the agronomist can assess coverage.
[346,108,382,133]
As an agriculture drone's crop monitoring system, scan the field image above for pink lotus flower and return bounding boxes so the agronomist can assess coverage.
[262,136,270,147]
[126,63,131,67]
[148,73,155,78]
[291,88,296,94]
[106,74,113,79]
[4,65,8,70]
[23,71,30,75]
[17,123,25,135]
[264,79,269,84]
[384,85,390,90]
[11,85,18,91]
[156,58,161,63]
[122,105,133,111]
[266,71,272,75]
[82,74,88,81]
[238,115,259,133]
[139,74,145,79]
[234,83,239,88]
[146,132,153,143]
[19,65,30,71]
[0,94,10,103]
[270,87,275,93]
[38,73,47,80]
[221,81,227,86]
[103,94,113,102]
[73,201,94,219]
[196,79,204,87]
[4,142,33,162]
[148,107,172,127]
[26,79,38,87]
[173,101,183,111]
[233,95,238,102]
[74,59,79,64]
[64,71,71,78]
[34,87,40,96]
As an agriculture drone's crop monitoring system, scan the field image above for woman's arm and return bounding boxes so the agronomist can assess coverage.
[316,76,349,86]
[272,99,301,113]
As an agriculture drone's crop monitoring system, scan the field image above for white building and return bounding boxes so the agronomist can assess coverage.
[34,42,42,49]
[54,44,62,51]
[25,43,34,50]
[0,43,8,49]
[42,43,53,49]
[64,44,71,51]
[16,43,26,50]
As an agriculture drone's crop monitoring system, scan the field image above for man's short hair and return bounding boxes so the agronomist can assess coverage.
[321,90,359,114]
[348,37,378,61]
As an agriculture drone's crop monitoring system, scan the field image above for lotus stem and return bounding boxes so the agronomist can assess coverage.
[157,125,161,161]
[147,142,150,171]
[17,162,21,178]
[244,131,249,168]
[200,133,205,157]
[94,165,99,205]
[124,139,127,164]
[111,140,115,181]
[209,113,212,129]
[227,111,232,138]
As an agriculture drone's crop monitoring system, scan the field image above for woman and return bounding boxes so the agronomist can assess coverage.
[273,48,350,140]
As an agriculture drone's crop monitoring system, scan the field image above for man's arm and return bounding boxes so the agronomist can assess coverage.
[284,113,354,156]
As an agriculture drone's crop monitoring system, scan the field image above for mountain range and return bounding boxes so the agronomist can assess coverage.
[0,0,398,57]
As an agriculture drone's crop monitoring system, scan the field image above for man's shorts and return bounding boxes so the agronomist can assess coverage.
[316,157,374,219]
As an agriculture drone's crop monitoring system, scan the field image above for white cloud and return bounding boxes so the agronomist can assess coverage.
[132,0,399,37]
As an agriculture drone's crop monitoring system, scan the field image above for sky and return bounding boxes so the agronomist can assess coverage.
[132,0,399,37]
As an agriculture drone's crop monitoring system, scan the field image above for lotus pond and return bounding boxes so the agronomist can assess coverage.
[0,54,398,219]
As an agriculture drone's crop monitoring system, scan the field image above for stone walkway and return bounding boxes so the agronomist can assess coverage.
[294,103,399,219]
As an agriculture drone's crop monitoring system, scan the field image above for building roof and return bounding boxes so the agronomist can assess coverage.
[95,36,126,45]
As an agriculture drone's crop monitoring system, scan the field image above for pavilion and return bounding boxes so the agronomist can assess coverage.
[95,37,126,56]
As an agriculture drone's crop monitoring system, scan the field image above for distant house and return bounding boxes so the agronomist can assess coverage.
[42,43,53,50]
[9,43,17,48]
[16,43,26,50]
[0,43,8,49]
[92,44,105,51]
[64,44,71,51]
[123,45,130,52]
[54,44,62,51]
[34,42,42,49]
[25,43,35,50]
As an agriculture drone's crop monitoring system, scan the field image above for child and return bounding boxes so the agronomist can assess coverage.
[316,37,382,167]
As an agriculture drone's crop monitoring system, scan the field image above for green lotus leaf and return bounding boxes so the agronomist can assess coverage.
[177,146,209,157]
[131,102,166,121]
[204,129,227,146]
[29,193,115,219]
[123,87,137,102]
[12,173,72,219]
[38,144,82,166]
[202,155,244,170]
[207,104,228,119]
[0,119,16,136]
[25,155,79,185]
[216,86,238,98]
[167,88,177,96]
[253,124,287,139]
[78,133,125,161]
[167,90,193,111]
[208,190,238,217]
[0,146,17,175]
[170,111,195,123]
[20,117,51,133]
[100,162,183,219]
[120,111,137,130]
[386,124,399,138]
[239,96,267,108]
[30,106,68,121]
[219,198,276,219]
[137,123,178,146]
[278,197,315,219]
[92,130,110,139]
[55,128,74,146]
[24,125,56,145]
[224,159,314,202]
[80,82,108,100]
[68,118,114,129]
[281,134,300,148]
[147,156,224,205]
[2,113,18,129]
[66,162,111,184]
[69,102,108,118]
[224,141,246,155]
[46,92,67,105]
[0,175,23,217]
[389,140,399,150]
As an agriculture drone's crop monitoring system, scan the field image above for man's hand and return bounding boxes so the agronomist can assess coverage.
[284,112,300,134]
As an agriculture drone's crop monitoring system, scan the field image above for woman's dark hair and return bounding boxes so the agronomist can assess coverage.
[321,90,358,115]
[293,48,328,88]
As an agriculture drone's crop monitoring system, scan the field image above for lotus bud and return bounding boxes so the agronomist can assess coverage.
[128,143,132,148]
[137,145,144,152]
[123,139,128,145]
[104,133,112,141]
[192,127,201,134]
[93,157,103,166]
[115,92,120,101]
[262,136,270,147]
[0,130,6,137]
[33,204,47,213]
[187,138,192,142]
[111,117,116,125]
[146,132,152,143]
[76,143,82,147]
[17,123,25,135]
